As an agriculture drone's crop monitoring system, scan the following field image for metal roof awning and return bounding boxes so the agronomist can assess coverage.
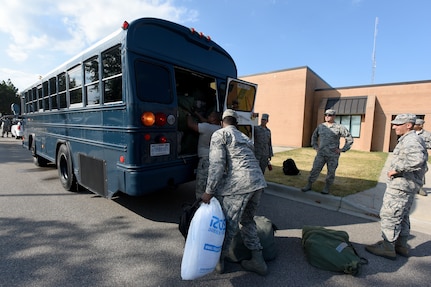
[325,96,367,115]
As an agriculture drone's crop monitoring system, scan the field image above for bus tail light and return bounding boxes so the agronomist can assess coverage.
[119,155,125,163]
[154,113,167,126]
[141,112,155,126]
[144,134,151,141]
[122,21,129,30]
[157,135,167,143]
[141,112,167,126]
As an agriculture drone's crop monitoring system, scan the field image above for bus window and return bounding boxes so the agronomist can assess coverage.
[68,65,83,107]
[49,77,58,110]
[24,91,30,113]
[226,81,256,112]
[58,73,67,109]
[84,56,100,105]
[102,45,122,103]
[43,81,49,111]
[135,61,172,104]
[37,86,43,112]
[31,88,37,112]
[224,79,258,139]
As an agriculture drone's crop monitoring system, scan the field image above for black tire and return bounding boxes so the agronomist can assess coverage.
[57,144,77,191]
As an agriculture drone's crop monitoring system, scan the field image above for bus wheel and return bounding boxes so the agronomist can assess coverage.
[57,144,76,191]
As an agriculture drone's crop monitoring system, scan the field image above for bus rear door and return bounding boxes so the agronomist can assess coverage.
[224,78,258,138]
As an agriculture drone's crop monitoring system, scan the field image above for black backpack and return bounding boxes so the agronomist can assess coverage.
[283,158,300,175]
[178,199,202,239]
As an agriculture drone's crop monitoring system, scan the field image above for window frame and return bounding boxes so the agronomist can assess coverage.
[334,114,362,138]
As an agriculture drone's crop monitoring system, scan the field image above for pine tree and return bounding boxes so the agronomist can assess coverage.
[0,79,20,116]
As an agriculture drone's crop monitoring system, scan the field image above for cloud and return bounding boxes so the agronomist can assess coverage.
[0,0,199,90]
[0,68,40,92]
[0,0,199,61]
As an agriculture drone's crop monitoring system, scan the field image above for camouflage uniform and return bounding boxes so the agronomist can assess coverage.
[417,128,431,149]
[194,122,220,199]
[254,125,273,174]
[380,130,428,242]
[416,128,431,191]
[205,125,267,253]
[307,122,353,186]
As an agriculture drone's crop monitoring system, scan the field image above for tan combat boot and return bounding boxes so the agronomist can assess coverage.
[418,188,427,196]
[365,240,396,260]
[395,236,409,257]
[241,250,268,276]
[215,251,227,274]
[301,182,312,192]
[321,184,330,194]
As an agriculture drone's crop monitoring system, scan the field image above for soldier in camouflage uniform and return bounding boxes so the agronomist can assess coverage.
[202,109,268,276]
[301,109,353,194]
[254,113,273,174]
[366,114,428,260]
[414,118,430,196]
[186,111,221,199]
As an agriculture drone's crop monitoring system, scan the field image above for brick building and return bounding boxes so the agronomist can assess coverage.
[241,66,431,152]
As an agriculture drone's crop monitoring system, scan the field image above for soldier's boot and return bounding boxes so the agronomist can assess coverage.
[215,251,227,274]
[321,183,330,194]
[395,236,409,257]
[365,240,396,260]
[241,250,268,276]
[301,182,312,192]
[418,188,427,196]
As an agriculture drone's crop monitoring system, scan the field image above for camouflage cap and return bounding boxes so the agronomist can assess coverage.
[261,113,269,120]
[324,109,336,116]
[222,109,238,120]
[391,113,416,125]
[415,118,425,125]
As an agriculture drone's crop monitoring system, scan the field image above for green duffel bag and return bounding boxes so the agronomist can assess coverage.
[302,226,368,276]
[227,216,278,262]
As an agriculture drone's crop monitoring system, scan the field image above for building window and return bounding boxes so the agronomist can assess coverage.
[335,115,361,138]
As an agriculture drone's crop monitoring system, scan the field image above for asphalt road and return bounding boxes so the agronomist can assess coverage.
[1,137,430,287]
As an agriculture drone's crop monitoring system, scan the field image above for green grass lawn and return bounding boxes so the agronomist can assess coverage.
[264,148,389,197]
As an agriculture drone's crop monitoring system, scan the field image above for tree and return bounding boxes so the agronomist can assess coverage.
[0,79,19,116]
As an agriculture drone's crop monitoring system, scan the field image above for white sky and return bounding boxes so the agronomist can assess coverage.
[1,0,430,91]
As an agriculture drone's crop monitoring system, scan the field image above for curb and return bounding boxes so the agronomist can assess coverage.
[266,182,380,221]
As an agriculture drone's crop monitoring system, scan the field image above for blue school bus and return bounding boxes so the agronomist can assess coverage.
[20,18,258,198]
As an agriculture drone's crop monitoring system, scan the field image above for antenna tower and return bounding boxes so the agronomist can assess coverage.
[371,17,378,84]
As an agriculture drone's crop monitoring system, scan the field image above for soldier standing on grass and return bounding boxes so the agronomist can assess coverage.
[366,114,428,259]
[301,109,353,194]
[413,118,430,196]
[254,113,273,174]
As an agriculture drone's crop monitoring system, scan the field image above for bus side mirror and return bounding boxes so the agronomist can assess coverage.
[11,103,20,115]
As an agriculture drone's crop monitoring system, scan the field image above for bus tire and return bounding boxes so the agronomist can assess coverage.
[57,144,77,191]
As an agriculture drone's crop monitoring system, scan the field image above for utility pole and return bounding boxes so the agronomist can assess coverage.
[371,17,378,84]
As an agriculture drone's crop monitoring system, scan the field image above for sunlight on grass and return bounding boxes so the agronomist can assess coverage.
[265,148,388,197]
